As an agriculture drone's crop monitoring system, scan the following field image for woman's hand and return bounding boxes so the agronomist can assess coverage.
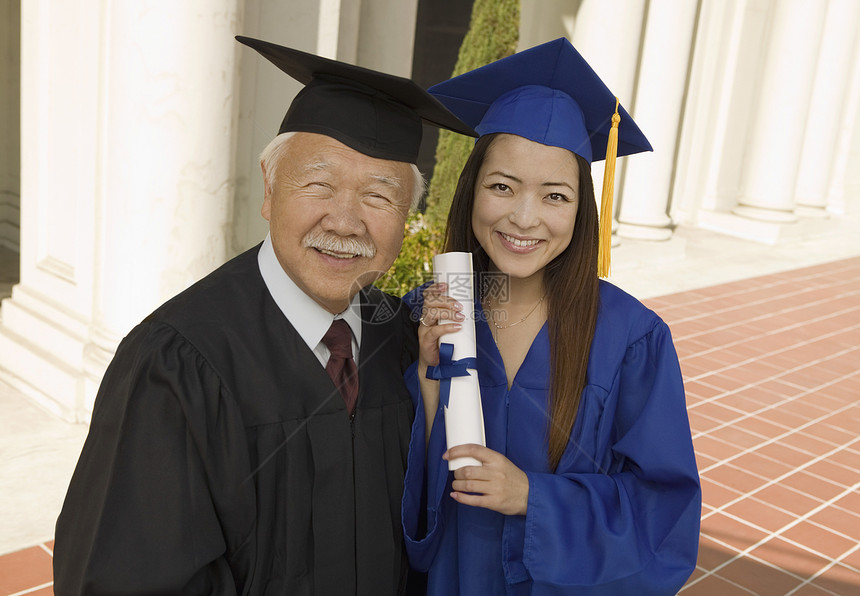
[417,283,463,443]
[417,282,463,370]
[444,444,530,516]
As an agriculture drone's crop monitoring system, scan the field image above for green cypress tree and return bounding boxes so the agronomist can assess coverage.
[424,0,520,226]
[375,0,519,296]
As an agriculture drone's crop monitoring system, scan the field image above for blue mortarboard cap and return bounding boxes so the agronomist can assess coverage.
[427,37,652,163]
[428,37,652,277]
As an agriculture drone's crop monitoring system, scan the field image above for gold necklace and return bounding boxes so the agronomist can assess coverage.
[485,294,546,331]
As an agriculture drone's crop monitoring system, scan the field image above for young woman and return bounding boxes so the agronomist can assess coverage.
[401,39,701,595]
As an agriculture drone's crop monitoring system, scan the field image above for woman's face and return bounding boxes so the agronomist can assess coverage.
[471,134,580,284]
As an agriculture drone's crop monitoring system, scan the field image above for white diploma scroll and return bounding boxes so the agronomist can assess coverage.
[433,252,486,470]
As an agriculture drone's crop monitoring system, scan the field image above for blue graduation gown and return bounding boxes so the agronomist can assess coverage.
[401,281,701,595]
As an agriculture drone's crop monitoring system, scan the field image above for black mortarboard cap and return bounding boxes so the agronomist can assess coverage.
[236,35,476,163]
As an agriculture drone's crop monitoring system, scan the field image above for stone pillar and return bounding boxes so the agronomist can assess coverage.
[357,0,419,77]
[520,0,578,48]
[734,0,827,223]
[85,1,242,414]
[824,12,860,216]
[569,0,644,110]
[616,0,698,241]
[0,0,242,421]
[794,0,860,217]
[318,0,360,61]
[673,0,759,223]
[569,0,647,243]
[319,0,418,72]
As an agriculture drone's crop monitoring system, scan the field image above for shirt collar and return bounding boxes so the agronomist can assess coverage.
[257,234,363,352]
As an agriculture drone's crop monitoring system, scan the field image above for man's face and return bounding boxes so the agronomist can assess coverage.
[262,132,413,314]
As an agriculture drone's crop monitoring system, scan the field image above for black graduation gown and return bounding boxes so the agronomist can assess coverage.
[53,245,419,596]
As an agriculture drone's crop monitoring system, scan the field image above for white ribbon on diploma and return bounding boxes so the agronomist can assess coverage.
[433,252,486,470]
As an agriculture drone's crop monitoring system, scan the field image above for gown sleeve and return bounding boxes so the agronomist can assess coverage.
[400,285,452,572]
[520,321,701,594]
[400,360,451,572]
[53,323,254,596]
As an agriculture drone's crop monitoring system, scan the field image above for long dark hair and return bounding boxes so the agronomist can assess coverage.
[443,133,600,471]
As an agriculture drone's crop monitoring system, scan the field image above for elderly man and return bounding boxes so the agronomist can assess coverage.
[53,36,474,595]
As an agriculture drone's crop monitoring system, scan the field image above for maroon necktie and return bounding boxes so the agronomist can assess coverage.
[322,319,359,414]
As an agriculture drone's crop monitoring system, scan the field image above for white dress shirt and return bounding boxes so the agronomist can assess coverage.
[257,234,362,367]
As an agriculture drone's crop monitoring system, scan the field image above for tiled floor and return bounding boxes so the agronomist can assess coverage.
[1,257,858,595]
[648,257,860,595]
[0,542,53,596]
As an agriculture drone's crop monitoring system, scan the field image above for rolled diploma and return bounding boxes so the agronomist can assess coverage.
[433,252,486,470]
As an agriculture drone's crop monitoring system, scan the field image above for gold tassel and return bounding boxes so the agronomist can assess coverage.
[597,97,620,278]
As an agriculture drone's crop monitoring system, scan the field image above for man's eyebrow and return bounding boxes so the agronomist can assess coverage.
[302,160,333,172]
[300,163,402,188]
[369,174,403,189]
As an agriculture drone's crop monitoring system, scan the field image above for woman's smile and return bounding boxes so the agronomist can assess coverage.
[472,134,580,283]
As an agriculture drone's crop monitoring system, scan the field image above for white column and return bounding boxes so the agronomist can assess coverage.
[794,0,860,217]
[320,0,419,87]
[0,0,102,420]
[674,0,774,223]
[357,0,419,77]
[318,0,360,62]
[734,0,827,222]
[569,0,644,105]
[616,0,698,241]
[520,0,579,49]
[0,0,242,421]
[569,0,647,243]
[85,1,242,414]
[824,17,860,216]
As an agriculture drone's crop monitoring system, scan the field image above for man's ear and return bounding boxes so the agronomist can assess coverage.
[261,160,272,221]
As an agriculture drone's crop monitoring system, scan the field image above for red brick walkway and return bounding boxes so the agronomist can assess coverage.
[1,257,858,595]
[0,541,52,596]
[648,257,860,595]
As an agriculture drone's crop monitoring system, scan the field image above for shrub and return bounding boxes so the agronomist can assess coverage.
[375,212,443,297]
[376,0,520,298]
[424,0,520,227]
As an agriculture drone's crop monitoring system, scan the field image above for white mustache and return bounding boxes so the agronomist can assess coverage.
[303,230,376,258]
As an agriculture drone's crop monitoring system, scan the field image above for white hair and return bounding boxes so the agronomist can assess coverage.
[259,132,427,210]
